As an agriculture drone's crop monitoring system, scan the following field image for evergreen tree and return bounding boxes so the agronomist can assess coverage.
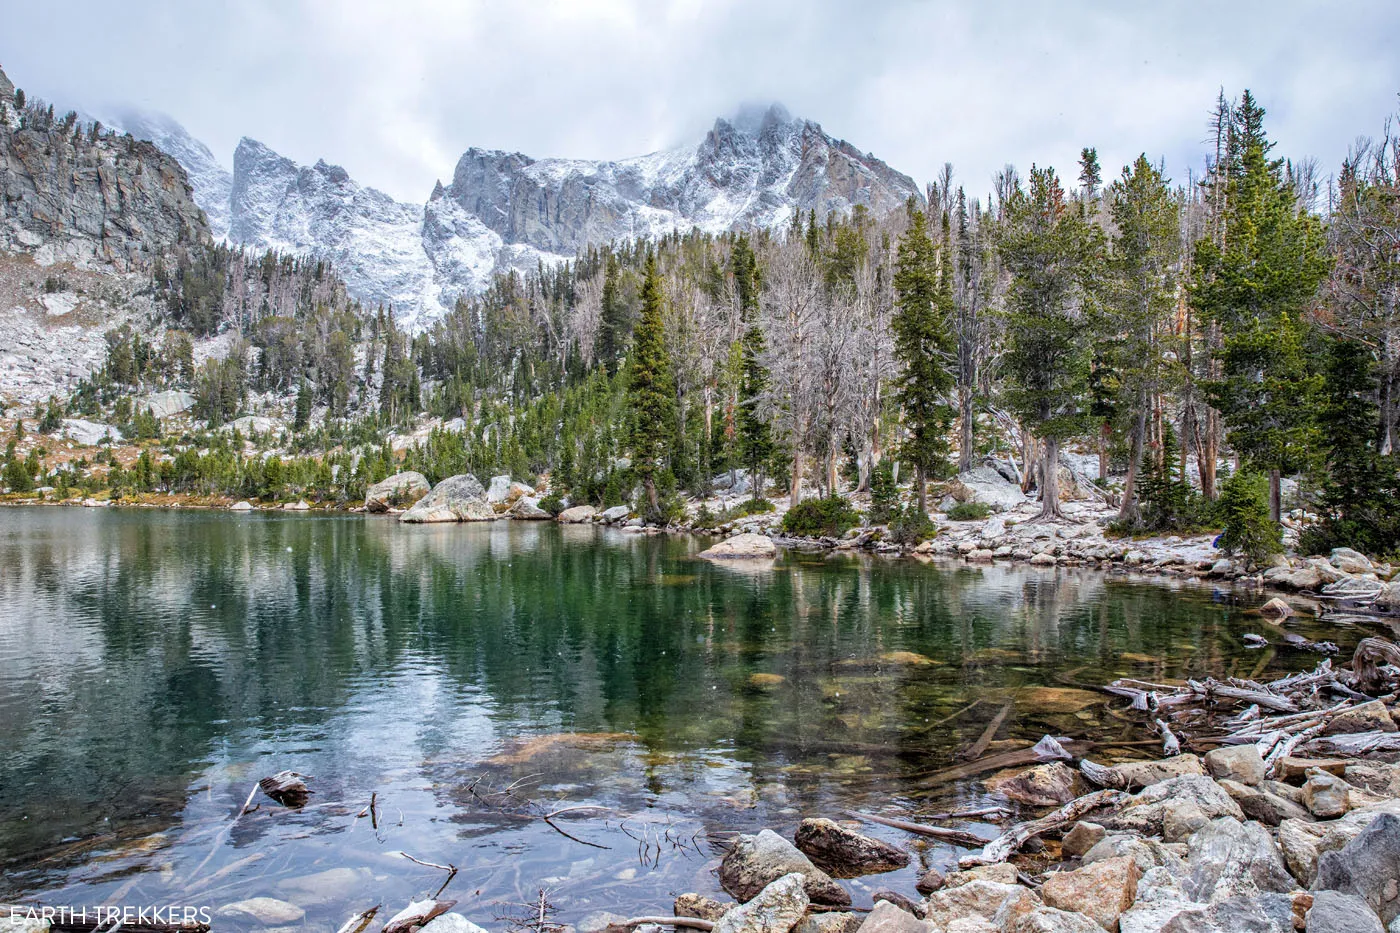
[1194,92,1331,521]
[733,236,774,501]
[1107,155,1181,523]
[1217,469,1283,566]
[1302,337,1400,555]
[998,166,1103,520]
[625,256,677,519]
[892,209,955,512]
[598,255,627,373]
[294,380,312,432]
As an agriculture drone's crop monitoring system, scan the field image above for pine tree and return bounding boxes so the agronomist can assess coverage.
[626,255,677,519]
[892,209,955,512]
[1195,92,1331,521]
[999,166,1103,520]
[1108,155,1181,524]
[733,236,773,501]
[598,254,627,374]
[294,380,312,432]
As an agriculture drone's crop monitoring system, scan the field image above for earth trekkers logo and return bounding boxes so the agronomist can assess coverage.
[7,905,213,928]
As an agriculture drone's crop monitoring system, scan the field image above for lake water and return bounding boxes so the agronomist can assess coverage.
[0,507,1360,927]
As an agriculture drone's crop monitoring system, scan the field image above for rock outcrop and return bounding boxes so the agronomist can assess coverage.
[364,471,431,512]
[399,474,494,523]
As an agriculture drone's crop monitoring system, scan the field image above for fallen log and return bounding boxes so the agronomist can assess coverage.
[1352,637,1400,694]
[1303,730,1400,756]
[846,810,988,848]
[959,701,1015,762]
[334,907,380,933]
[259,770,311,808]
[959,790,1131,867]
[615,919,714,931]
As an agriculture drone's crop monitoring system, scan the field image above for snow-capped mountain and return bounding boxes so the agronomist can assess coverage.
[122,103,921,328]
[104,109,233,240]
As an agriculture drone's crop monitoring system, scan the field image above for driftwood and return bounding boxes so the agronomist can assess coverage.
[259,770,311,808]
[1078,759,1125,790]
[1353,637,1400,694]
[383,900,457,933]
[1303,731,1400,756]
[335,907,381,933]
[846,810,988,848]
[1155,719,1181,757]
[959,790,1130,867]
[960,701,1015,762]
[614,919,714,931]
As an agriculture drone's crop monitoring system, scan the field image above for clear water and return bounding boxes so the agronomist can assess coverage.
[0,508,1359,927]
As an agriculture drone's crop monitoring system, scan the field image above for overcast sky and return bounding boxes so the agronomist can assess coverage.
[3,0,1398,204]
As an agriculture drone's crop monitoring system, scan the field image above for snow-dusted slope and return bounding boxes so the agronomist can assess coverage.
[128,103,921,329]
[228,138,436,325]
[104,109,233,240]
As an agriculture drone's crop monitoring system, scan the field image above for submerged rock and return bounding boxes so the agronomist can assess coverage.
[793,818,909,877]
[216,898,306,925]
[719,829,850,906]
[365,471,430,511]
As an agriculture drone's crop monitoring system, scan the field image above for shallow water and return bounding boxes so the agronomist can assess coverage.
[0,508,1361,926]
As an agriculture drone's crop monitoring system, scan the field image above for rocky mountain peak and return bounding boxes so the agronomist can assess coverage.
[106,108,232,239]
[0,65,14,104]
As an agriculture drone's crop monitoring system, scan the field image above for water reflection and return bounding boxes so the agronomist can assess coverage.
[0,508,1356,922]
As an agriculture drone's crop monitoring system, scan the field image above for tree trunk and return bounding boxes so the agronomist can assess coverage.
[1269,468,1282,524]
[789,448,803,509]
[916,464,927,514]
[1098,422,1109,481]
[958,385,975,473]
[1118,392,1148,524]
[644,474,659,518]
[1038,436,1063,521]
[826,443,838,498]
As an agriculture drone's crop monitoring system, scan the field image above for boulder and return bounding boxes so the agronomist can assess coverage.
[1345,762,1400,798]
[508,497,553,520]
[699,533,777,560]
[1062,821,1107,858]
[719,830,850,906]
[1218,779,1313,827]
[942,864,1019,889]
[794,913,862,933]
[1279,818,1323,887]
[942,920,997,933]
[365,471,431,512]
[714,873,810,933]
[1183,817,1293,904]
[1305,891,1385,933]
[282,500,310,511]
[1105,775,1242,836]
[853,901,934,933]
[1038,855,1139,932]
[1264,563,1324,590]
[485,475,514,503]
[62,418,121,446]
[216,898,306,925]
[557,505,597,523]
[400,475,494,523]
[1162,800,1209,843]
[229,500,254,512]
[1324,700,1398,736]
[1117,867,1193,933]
[674,894,731,921]
[1258,597,1293,619]
[1004,907,1107,932]
[1105,754,1206,790]
[923,881,1041,930]
[1332,547,1376,575]
[986,762,1088,807]
[1304,770,1353,818]
[793,818,910,877]
[1322,577,1387,600]
[1312,812,1400,925]
[871,891,925,918]
[601,505,632,524]
[947,467,1027,512]
[1157,894,1297,933]
[137,390,196,418]
[1083,835,1186,876]
[1204,745,1266,786]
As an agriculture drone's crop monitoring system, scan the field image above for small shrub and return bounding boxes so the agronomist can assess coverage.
[538,492,565,516]
[782,494,862,537]
[692,503,717,529]
[1217,470,1282,566]
[888,506,937,546]
[946,501,992,521]
[733,497,775,516]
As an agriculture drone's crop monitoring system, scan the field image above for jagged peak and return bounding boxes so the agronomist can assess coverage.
[727,102,796,136]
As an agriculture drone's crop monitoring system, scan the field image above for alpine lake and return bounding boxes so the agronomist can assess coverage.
[0,507,1369,927]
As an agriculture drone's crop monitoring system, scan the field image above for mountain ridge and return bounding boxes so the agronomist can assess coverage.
[111,102,924,328]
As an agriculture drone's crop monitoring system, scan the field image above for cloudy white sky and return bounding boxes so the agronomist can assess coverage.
[3,0,1397,203]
